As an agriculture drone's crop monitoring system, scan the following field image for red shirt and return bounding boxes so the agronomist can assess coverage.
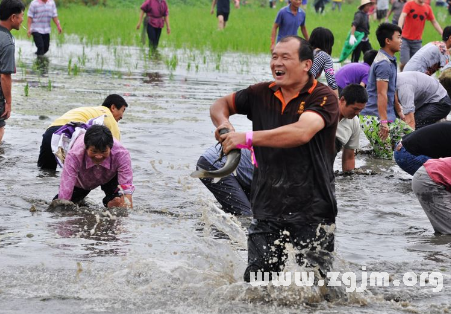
[401,1,435,40]
[424,158,451,191]
[140,0,168,29]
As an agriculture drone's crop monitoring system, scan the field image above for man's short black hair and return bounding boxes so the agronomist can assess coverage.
[0,0,25,21]
[376,23,402,47]
[278,35,314,62]
[443,26,451,42]
[309,27,335,55]
[84,125,114,151]
[102,94,128,110]
[363,50,378,66]
[341,84,368,105]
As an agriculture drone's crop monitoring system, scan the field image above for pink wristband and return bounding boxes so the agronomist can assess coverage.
[236,131,258,167]
[245,131,253,147]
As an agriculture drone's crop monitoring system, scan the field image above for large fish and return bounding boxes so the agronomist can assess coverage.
[190,129,241,179]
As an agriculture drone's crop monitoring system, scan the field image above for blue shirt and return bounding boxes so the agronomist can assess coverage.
[361,49,398,121]
[275,6,306,42]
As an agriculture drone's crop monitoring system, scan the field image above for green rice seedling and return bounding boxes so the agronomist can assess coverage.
[24,82,29,97]
[72,63,79,76]
[68,58,72,75]
[47,79,52,91]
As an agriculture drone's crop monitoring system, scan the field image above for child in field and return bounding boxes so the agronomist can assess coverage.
[270,0,308,51]
[309,27,339,96]
[348,0,375,62]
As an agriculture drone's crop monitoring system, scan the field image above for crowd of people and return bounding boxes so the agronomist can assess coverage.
[2,0,451,285]
[193,0,451,282]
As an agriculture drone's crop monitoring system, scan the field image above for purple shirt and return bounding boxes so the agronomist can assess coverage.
[335,62,370,89]
[58,134,134,200]
[141,0,168,29]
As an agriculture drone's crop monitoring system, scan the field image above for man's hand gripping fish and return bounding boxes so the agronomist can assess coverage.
[190,128,241,179]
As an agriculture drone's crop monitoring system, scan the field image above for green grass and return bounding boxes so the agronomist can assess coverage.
[13,1,451,58]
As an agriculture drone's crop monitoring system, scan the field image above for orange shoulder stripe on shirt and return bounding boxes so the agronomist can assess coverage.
[308,79,318,94]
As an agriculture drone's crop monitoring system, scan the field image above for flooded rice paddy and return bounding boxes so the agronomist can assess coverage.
[0,39,450,313]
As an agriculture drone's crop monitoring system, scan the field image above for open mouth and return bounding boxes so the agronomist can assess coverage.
[275,70,285,77]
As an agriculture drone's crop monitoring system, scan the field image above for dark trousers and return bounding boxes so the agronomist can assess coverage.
[147,24,162,49]
[351,40,372,63]
[243,219,335,282]
[38,125,62,170]
[314,0,325,13]
[414,96,451,129]
[32,32,50,56]
[197,156,252,216]
[54,175,121,207]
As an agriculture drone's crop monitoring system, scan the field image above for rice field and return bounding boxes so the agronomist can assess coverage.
[12,1,451,58]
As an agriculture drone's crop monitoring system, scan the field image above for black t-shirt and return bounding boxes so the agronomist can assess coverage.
[352,10,370,38]
[402,122,451,158]
[216,0,230,14]
[233,77,339,224]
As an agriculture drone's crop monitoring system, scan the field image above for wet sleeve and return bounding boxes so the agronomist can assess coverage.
[306,88,339,128]
[300,12,306,27]
[234,86,253,120]
[398,85,415,114]
[0,44,15,74]
[58,153,80,200]
[116,150,134,194]
[374,61,391,82]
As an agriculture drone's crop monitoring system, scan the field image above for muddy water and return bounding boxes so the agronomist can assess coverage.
[0,40,450,313]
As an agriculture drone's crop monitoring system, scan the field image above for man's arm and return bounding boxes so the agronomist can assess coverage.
[115,152,134,209]
[404,112,415,129]
[394,91,405,121]
[27,17,32,37]
[301,25,309,41]
[136,10,145,29]
[376,80,389,140]
[0,74,11,120]
[220,111,326,153]
[52,17,62,34]
[431,19,443,36]
[270,23,279,51]
[210,93,237,140]
[164,15,171,34]
[342,148,355,172]
[398,12,407,28]
[211,0,217,14]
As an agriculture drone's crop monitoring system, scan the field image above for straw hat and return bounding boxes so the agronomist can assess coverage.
[358,0,373,10]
